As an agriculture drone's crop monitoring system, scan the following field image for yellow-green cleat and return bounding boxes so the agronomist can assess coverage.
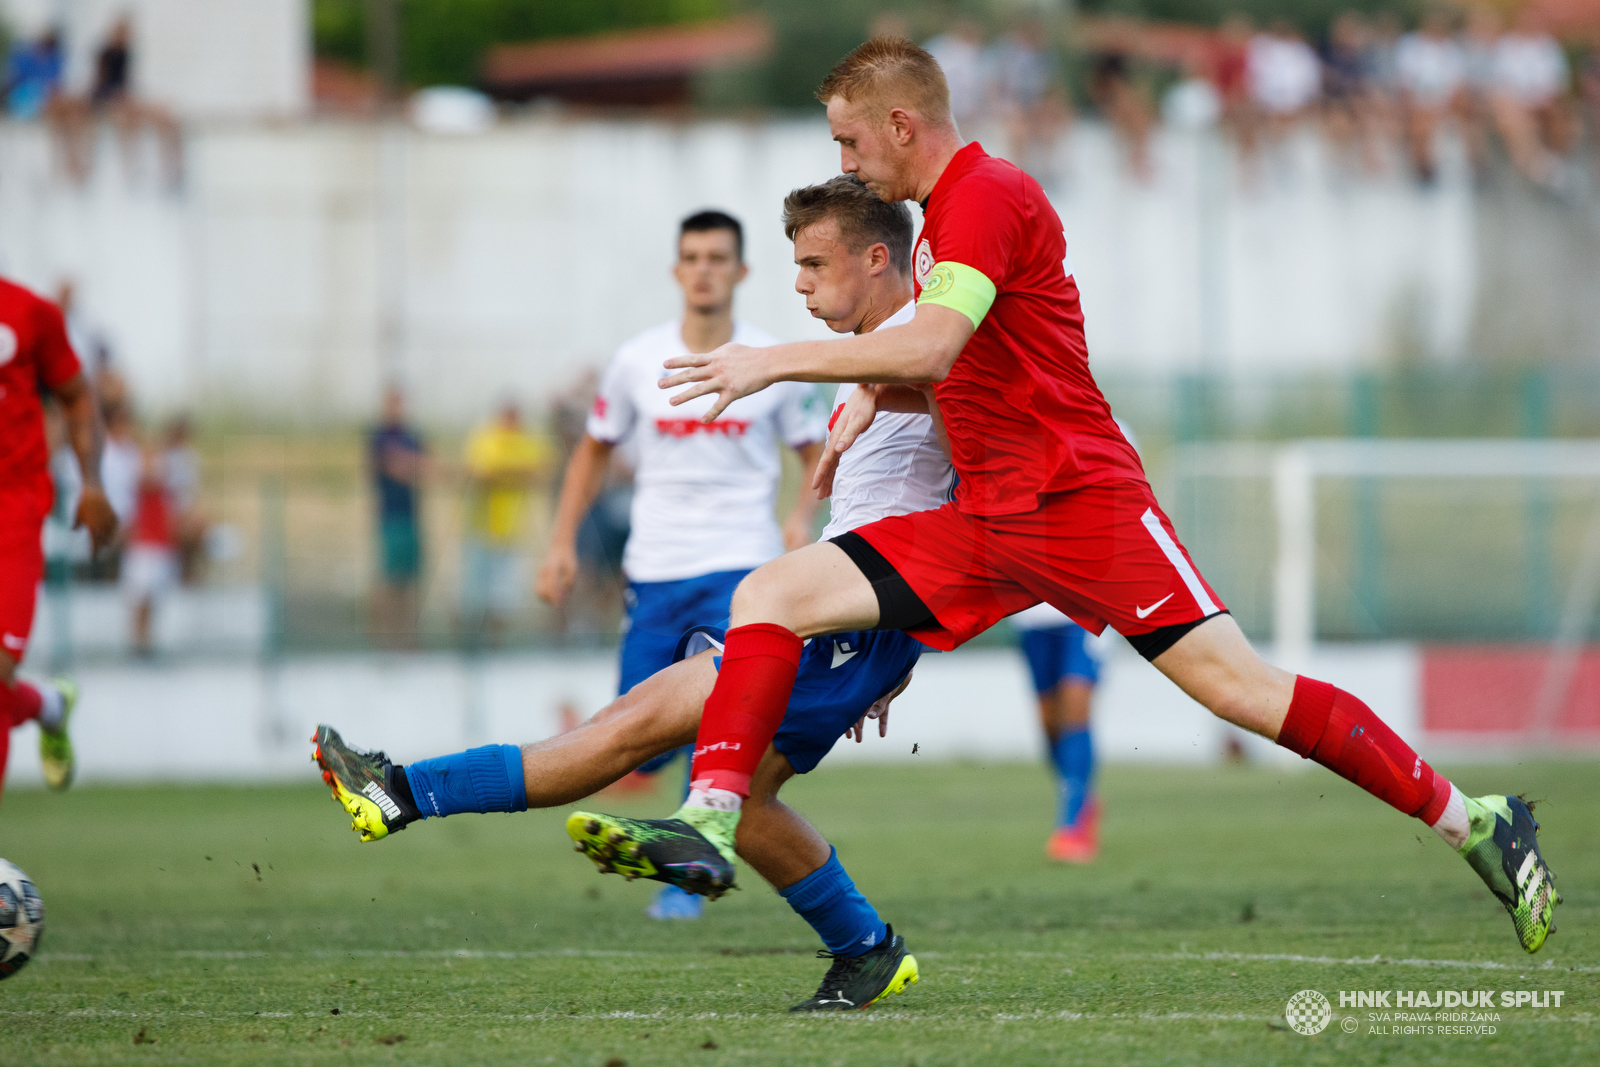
[790,926,919,1011]
[312,725,419,842]
[1460,795,1561,953]
[566,808,737,900]
[38,679,77,791]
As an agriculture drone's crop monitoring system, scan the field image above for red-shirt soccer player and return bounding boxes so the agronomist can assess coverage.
[567,38,1560,974]
[0,275,116,800]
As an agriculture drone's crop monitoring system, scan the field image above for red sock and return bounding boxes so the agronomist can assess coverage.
[1,680,44,729]
[688,623,804,798]
[1277,676,1452,824]
[0,681,45,801]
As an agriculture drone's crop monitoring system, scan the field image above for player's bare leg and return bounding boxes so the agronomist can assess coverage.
[1154,613,1560,953]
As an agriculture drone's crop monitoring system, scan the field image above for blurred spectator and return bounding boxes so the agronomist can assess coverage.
[1461,5,1504,172]
[90,343,128,422]
[161,415,206,584]
[1395,8,1467,184]
[123,444,176,658]
[1087,40,1154,181]
[1248,21,1322,137]
[1487,8,1575,187]
[368,387,427,646]
[99,403,141,537]
[924,17,987,133]
[461,400,547,640]
[1321,12,1384,174]
[547,371,632,636]
[57,16,183,188]
[1162,54,1223,130]
[4,28,63,120]
[986,19,1072,187]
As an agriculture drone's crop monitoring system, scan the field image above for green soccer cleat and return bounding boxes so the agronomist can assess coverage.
[38,678,77,791]
[566,809,737,900]
[1459,794,1561,954]
[790,925,920,1011]
[311,725,419,842]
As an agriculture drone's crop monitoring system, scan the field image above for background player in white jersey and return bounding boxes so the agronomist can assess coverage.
[317,174,943,1011]
[536,209,826,918]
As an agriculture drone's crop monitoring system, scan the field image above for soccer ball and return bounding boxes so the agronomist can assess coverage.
[0,859,45,980]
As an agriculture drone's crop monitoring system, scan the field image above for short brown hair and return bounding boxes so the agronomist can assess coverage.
[814,37,952,126]
[782,175,913,276]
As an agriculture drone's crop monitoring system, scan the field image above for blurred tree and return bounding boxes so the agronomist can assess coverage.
[314,0,727,87]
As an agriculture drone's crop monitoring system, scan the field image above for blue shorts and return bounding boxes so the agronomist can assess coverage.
[618,569,749,694]
[675,625,924,775]
[1019,624,1099,694]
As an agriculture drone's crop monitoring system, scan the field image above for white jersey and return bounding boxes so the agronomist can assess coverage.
[587,319,827,583]
[819,301,957,542]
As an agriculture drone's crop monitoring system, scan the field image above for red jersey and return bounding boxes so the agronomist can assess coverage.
[914,143,1143,516]
[0,278,81,515]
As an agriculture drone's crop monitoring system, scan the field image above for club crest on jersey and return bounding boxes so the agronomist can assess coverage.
[914,238,934,288]
[0,324,16,365]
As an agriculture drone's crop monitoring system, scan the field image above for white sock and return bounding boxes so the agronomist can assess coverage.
[35,682,66,734]
[1428,783,1469,851]
[684,785,743,813]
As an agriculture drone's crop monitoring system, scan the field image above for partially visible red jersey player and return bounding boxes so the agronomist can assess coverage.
[0,275,117,800]
[570,39,1559,957]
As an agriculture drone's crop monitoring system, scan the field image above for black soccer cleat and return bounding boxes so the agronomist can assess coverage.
[565,811,737,900]
[789,925,919,1011]
[312,725,419,842]
[1459,794,1561,953]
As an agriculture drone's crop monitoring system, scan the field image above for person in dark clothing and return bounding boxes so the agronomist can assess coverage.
[369,386,427,645]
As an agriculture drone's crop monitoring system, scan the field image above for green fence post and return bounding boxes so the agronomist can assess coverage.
[1351,372,1382,637]
[1522,369,1553,637]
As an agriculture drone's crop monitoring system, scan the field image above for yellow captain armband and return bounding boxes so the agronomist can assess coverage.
[917,261,997,330]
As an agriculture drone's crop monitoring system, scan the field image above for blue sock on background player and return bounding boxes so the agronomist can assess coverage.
[403,745,527,818]
[1051,728,1094,828]
[779,847,887,957]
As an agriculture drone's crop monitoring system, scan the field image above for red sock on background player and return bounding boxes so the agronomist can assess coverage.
[1276,676,1468,848]
[684,623,803,808]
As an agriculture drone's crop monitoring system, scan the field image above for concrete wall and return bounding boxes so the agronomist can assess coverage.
[0,115,1481,424]
[0,643,1436,789]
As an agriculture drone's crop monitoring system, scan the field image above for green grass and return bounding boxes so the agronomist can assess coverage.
[0,761,1594,1065]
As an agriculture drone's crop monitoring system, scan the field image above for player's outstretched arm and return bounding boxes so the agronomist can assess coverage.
[661,304,974,422]
[52,372,117,552]
[536,433,614,607]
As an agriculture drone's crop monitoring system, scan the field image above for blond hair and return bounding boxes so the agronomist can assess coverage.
[814,37,952,127]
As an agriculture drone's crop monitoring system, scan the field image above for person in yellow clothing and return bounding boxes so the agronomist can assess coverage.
[462,400,549,638]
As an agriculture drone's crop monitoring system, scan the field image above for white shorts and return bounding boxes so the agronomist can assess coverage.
[122,544,178,600]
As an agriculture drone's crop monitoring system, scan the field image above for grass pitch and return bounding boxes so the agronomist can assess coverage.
[0,759,1594,1065]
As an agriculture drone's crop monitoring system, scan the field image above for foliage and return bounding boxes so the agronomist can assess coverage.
[313,0,727,88]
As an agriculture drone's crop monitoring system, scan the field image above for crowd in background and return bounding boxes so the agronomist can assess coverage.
[42,282,206,657]
[3,15,181,187]
[899,5,1594,191]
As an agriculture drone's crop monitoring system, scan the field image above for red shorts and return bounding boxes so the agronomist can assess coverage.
[853,478,1225,651]
[0,492,47,661]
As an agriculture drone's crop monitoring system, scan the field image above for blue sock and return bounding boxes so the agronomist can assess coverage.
[1052,728,1094,828]
[778,847,887,958]
[404,745,527,818]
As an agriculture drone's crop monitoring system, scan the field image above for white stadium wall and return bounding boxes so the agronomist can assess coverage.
[0,115,1478,424]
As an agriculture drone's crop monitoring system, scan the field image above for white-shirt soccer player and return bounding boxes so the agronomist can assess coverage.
[536,210,827,918]
[315,174,948,1011]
